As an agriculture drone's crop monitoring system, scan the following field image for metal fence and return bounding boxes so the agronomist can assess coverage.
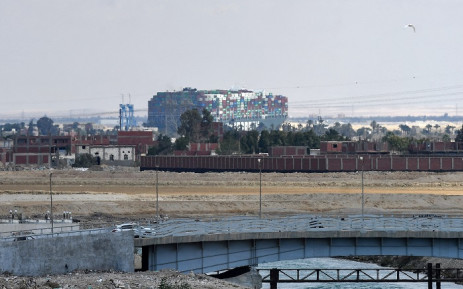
[141,214,463,238]
[2,214,462,241]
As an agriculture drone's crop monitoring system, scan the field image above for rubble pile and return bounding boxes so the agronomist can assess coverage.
[0,270,250,289]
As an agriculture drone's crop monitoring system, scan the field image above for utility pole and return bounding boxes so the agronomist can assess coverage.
[359,156,364,221]
[155,162,159,220]
[258,159,262,219]
[50,172,54,236]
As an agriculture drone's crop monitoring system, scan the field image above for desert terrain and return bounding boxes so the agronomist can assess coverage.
[1,168,463,226]
[2,168,463,288]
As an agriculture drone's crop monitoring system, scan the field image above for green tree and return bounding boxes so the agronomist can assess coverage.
[200,108,214,140]
[174,137,189,151]
[304,130,320,148]
[218,130,240,155]
[0,122,22,135]
[455,125,463,142]
[73,154,98,168]
[306,119,314,130]
[433,124,440,133]
[177,108,214,143]
[269,130,286,147]
[425,124,433,134]
[370,120,379,132]
[240,130,259,154]
[287,130,320,148]
[314,116,327,136]
[27,120,34,136]
[148,134,172,155]
[399,124,411,135]
[321,128,345,141]
[445,125,456,135]
[356,127,372,140]
[258,130,270,153]
[332,123,355,138]
[382,132,411,153]
[332,122,342,133]
[290,131,306,146]
[177,109,202,142]
[37,116,56,135]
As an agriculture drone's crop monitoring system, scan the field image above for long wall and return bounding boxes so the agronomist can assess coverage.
[0,231,134,276]
[141,155,463,172]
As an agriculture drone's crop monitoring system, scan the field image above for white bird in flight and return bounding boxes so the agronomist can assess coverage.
[405,24,416,32]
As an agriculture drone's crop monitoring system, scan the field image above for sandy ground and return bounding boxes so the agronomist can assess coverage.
[2,169,463,226]
[2,168,463,288]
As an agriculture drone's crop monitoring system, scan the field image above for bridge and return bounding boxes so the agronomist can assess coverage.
[258,264,463,289]
[135,214,463,273]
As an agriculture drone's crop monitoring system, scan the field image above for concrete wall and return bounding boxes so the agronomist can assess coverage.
[0,221,77,236]
[0,231,134,276]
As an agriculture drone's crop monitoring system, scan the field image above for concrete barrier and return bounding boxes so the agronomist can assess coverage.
[0,230,134,276]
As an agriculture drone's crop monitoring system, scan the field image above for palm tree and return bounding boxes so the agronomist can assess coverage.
[425,124,433,134]
[306,119,313,129]
[399,124,410,136]
[434,124,440,134]
[445,125,455,135]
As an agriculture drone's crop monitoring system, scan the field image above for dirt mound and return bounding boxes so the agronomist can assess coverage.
[0,270,249,289]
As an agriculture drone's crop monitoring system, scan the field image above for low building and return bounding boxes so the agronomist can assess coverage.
[76,145,136,166]
[117,131,156,156]
[12,136,72,167]
[174,142,219,156]
[269,146,308,157]
[320,140,388,154]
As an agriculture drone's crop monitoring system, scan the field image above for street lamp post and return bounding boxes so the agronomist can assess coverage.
[359,156,364,220]
[258,158,262,219]
[155,163,159,221]
[49,172,54,236]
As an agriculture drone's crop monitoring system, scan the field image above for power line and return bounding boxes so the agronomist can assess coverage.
[291,91,463,109]
[291,84,463,106]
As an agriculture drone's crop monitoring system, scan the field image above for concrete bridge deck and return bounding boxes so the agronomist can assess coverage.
[135,214,463,246]
[134,215,463,273]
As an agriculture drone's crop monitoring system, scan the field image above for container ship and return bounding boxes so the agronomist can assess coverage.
[148,87,288,135]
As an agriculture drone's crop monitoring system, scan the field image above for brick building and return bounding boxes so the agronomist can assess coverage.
[117,131,156,155]
[12,136,72,167]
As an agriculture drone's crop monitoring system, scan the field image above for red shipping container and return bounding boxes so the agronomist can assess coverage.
[342,158,357,171]
[407,157,418,171]
[429,158,441,171]
[328,158,342,171]
[391,158,407,171]
[377,158,391,171]
[441,157,453,170]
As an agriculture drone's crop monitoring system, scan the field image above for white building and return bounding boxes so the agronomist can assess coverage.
[76,145,136,166]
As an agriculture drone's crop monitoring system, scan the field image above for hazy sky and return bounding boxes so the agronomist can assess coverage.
[1,0,463,120]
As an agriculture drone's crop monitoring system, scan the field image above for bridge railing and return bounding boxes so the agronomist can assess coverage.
[140,214,463,239]
[257,265,463,284]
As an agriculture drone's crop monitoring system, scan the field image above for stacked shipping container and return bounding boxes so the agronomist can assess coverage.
[147,88,288,134]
